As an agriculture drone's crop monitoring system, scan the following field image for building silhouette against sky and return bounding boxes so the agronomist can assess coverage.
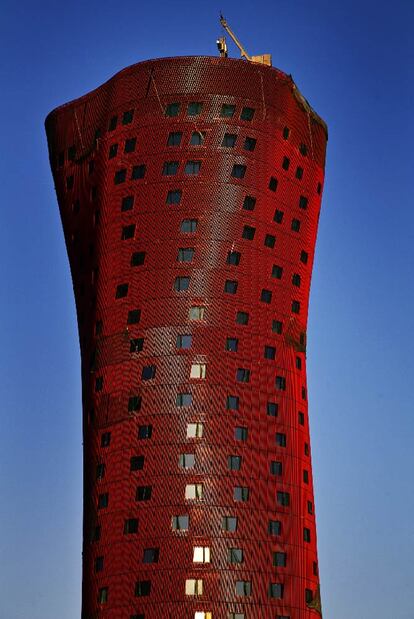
[46,53,327,619]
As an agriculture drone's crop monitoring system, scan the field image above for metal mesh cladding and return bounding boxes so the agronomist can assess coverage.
[46,56,327,619]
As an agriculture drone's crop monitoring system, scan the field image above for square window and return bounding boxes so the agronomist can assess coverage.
[221,103,235,117]
[172,514,189,530]
[226,337,238,352]
[232,164,246,179]
[292,300,300,314]
[108,115,117,131]
[114,169,126,184]
[167,132,182,146]
[179,453,195,469]
[122,224,136,240]
[181,219,198,233]
[275,376,286,391]
[188,102,203,116]
[276,432,286,447]
[135,580,151,596]
[189,306,205,320]
[185,578,203,595]
[132,164,146,180]
[174,276,190,291]
[115,283,129,299]
[267,401,278,417]
[186,422,203,438]
[176,392,192,406]
[222,133,237,147]
[190,363,206,379]
[185,160,201,175]
[109,143,118,159]
[242,195,256,210]
[227,395,239,410]
[272,320,283,334]
[272,264,283,279]
[101,432,111,447]
[282,156,290,170]
[225,280,238,294]
[142,365,156,380]
[273,551,287,567]
[264,234,276,248]
[300,250,308,264]
[124,518,139,534]
[236,311,249,325]
[222,516,238,531]
[165,102,180,117]
[291,218,301,232]
[193,546,211,563]
[269,583,284,599]
[122,110,134,125]
[264,345,276,360]
[234,486,249,501]
[270,461,282,476]
[163,161,179,176]
[185,483,203,499]
[190,131,205,145]
[227,250,240,265]
[277,491,289,506]
[128,395,142,412]
[131,251,146,266]
[130,455,144,471]
[234,426,248,441]
[296,166,303,180]
[228,455,242,471]
[228,547,243,563]
[242,225,255,240]
[176,334,192,349]
[244,137,256,151]
[269,176,278,191]
[268,519,281,535]
[236,368,250,382]
[136,485,152,501]
[143,547,159,563]
[299,195,308,209]
[178,248,195,262]
[138,425,152,439]
[241,107,255,120]
[121,195,134,211]
[261,289,272,304]
[274,209,284,223]
[166,189,182,204]
[127,309,141,324]
[235,580,251,596]
[125,137,137,153]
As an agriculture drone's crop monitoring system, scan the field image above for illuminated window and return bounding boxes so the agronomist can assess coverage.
[193,546,211,563]
[185,484,203,500]
[185,578,203,595]
[187,422,203,438]
[190,363,206,379]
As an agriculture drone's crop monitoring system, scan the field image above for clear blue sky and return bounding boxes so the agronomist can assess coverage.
[1,1,413,617]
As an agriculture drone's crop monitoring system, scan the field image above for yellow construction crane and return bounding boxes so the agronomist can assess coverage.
[217,14,272,66]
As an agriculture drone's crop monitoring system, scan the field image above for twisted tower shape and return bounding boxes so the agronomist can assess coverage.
[46,56,327,619]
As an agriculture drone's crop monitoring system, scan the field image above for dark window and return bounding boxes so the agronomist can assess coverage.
[222,133,237,147]
[176,334,192,349]
[98,493,108,509]
[125,137,137,153]
[108,115,117,131]
[269,583,284,599]
[236,311,249,325]
[300,143,308,156]
[274,209,284,223]
[174,276,190,291]
[270,461,282,476]
[300,250,308,264]
[272,264,283,279]
[296,166,303,180]
[234,486,249,501]
[127,309,141,324]
[226,337,238,352]
[109,143,118,159]
[121,195,134,211]
[235,581,251,596]
[115,283,129,299]
[184,160,201,175]
[227,251,241,265]
[95,556,104,572]
[291,218,301,232]
[166,189,182,204]
[131,251,146,266]
[305,588,313,604]
[221,103,235,117]
[96,463,105,480]
[244,137,256,151]
[132,164,146,179]
[269,176,278,191]
[143,547,159,563]
[292,273,301,287]
[68,145,76,161]
[276,432,287,447]
[122,224,135,240]
[273,551,287,567]
[292,300,300,314]
[308,500,314,515]
[92,525,101,541]
[228,547,243,563]
[130,456,144,471]
[317,182,322,194]
[128,395,142,413]
[66,175,74,189]
[277,491,290,506]
[142,365,156,380]
[222,516,238,531]
[304,527,311,542]
[264,345,276,360]
[190,131,205,145]
[241,107,255,120]
[272,320,283,334]
[299,195,308,210]
[302,386,307,400]
[101,432,111,447]
[114,168,126,184]
[228,455,242,471]
[163,161,179,176]
[261,289,272,304]
[303,470,309,484]
[122,110,134,125]
[242,225,255,240]
[265,234,276,248]
[95,376,103,392]
[227,395,239,410]
[234,426,248,441]
[176,392,192,406]
[135,580,151,596]
[124,518,139,534]
[98,587,108,603]
[172,514,189,530]
[242,195,256,210]
[231,164,246,179]
[275,376,286,391]
[167,131,182,146]
[180,219,198,233]
[138,425,152,439]
[298,411,305,425]
[178,248,195,262]
[282,156,290,170]
[282,126,290,139]
[236,368,250,382]
[136,486,152,501]
[225,280,238,294]
[296,356,302,369]
[268,519,281,535]
[188,102,203,116]
[267,401,278,417]
[165,102,180,117]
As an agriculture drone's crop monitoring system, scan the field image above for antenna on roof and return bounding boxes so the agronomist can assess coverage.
[217,13,272,66]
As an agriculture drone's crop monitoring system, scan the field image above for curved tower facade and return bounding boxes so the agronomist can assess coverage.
[46,56,327,619]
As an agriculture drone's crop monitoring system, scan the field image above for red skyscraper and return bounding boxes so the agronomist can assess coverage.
[46,54,327,619]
